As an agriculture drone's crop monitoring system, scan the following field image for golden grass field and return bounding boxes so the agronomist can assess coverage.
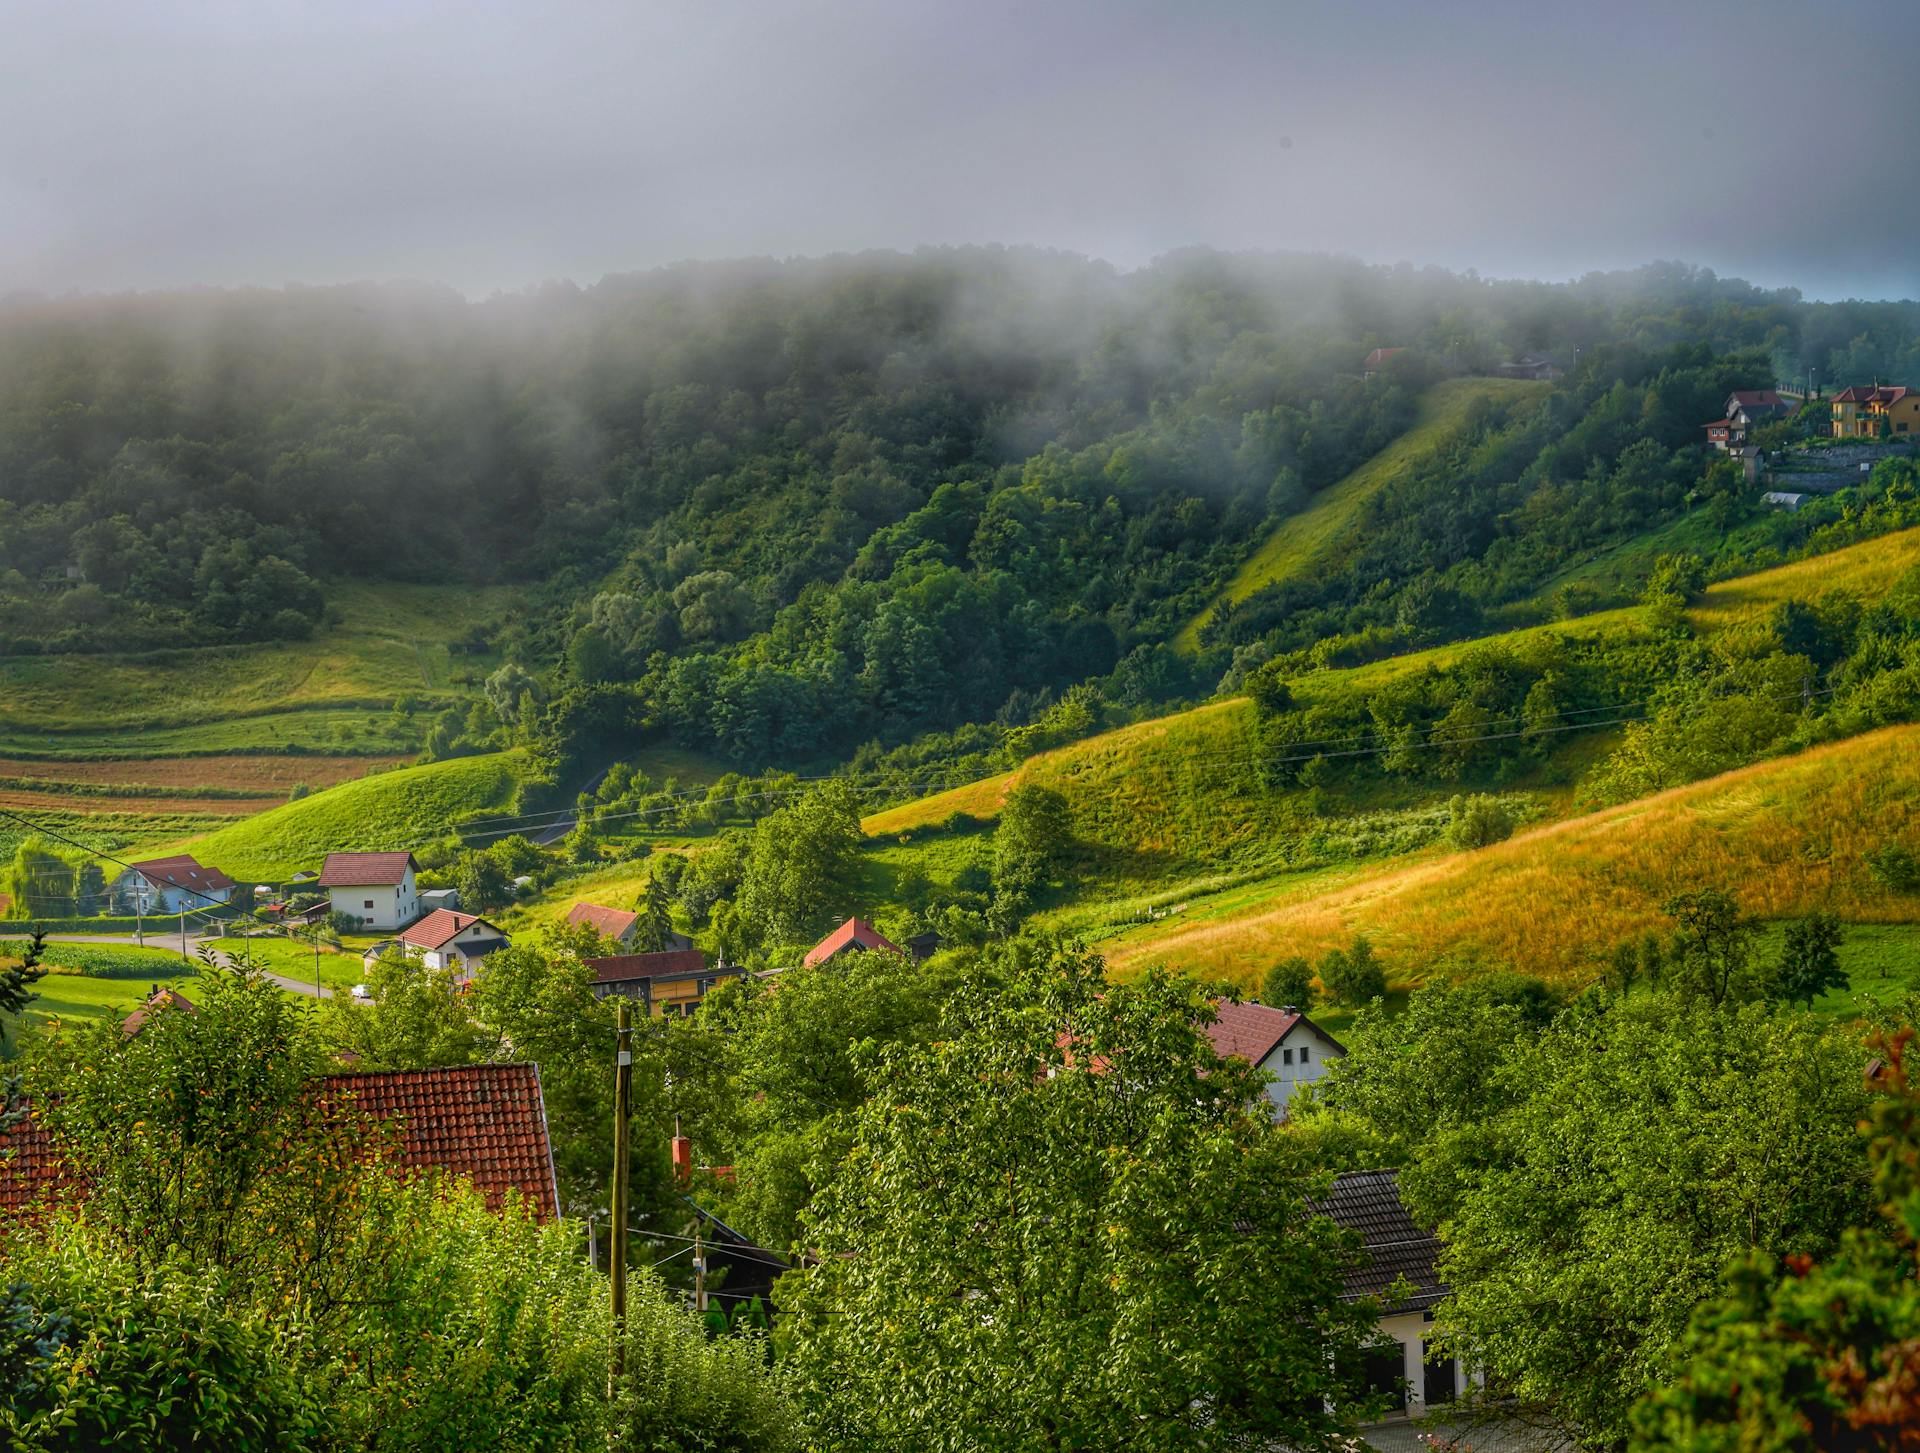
[1100,723,1920,990]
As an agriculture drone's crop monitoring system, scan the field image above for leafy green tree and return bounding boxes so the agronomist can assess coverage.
[736,782,861,948]
[1866,841,1920,893]
[1446,792,1515,849]
[990,783,1072,910]
[452,848,513,914]
[1,931,47,1133]
[1262,954,1316,1011]
[1319,936,1387,1006]
[318,955,485,1069]
[1644,552,1709,608]
[1629,1029,1920,1452]
[633,867,676,953]
[1426,997,1871,1447]
[2,839,75,920]
[1771,914,1847,1009]
[1664,890,1762,1006]
[782,946,1378,1450]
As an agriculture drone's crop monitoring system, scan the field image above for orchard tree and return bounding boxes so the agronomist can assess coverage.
[783,945,1378,1451]
[1772,914,1847,1009]
[1262,955,1316,1011]
[1664,890,1762,1006]
[1319,936,1387,1006]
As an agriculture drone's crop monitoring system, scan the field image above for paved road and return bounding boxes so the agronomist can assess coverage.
[38,931,335,999]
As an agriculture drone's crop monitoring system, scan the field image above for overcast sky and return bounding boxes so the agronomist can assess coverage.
[2,0,1914,301]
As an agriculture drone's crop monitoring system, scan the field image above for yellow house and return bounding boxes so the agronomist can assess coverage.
[585,949,745,1017]
[1831,385,1920,439]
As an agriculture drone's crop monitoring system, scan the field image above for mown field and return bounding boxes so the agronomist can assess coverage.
[1174,376,1552,652]
[1098,724,1920,991]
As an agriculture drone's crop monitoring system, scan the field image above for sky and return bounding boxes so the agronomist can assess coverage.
[2,0,1915,301]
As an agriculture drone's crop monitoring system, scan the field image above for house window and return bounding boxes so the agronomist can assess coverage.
[1281,1047,1293,1065]
[364,900,374,909]
[1300,1045,1310,1063]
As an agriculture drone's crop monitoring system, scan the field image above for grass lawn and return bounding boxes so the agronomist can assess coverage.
[21,966,200,1026]
[205,935,364,991]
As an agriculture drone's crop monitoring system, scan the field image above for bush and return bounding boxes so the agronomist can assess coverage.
[1319,937,1387,1006]
[1261,956,1315,1012]
[1866,841,1920,893]
[1446,793,1515,850]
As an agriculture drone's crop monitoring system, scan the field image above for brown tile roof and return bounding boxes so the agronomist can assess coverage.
[586,949,709,984]
[398,908,497,951]
[313,1064,559,1220]
[1728,389,1787,409]
[1316,1168,1446,1312]
[1,1064,561,1222]
[1205,1000,1346,1066]
[318,851,417,888]
[802,917,905,968]
[1833,385,1912,404]
[121,987,197,1038]
[1362,346,1408,369]
[567,902,639,939]
[125,855,236,896]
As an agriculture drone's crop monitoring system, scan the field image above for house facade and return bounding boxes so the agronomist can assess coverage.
[110,855,236,916]
[1203,1000,1346,1117]
[396,909,508,978]
[1832,384,1919,438]
[318,851,421,931]
[587,950,746,1015]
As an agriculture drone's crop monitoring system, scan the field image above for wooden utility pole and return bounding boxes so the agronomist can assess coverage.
[608,999,633,1393]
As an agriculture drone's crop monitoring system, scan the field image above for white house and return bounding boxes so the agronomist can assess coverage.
[110,855,236,916]
[397,909,509,979]
[1320,1169,1475,1419]
[1204,999,1346,1117]
[318,852,421,931]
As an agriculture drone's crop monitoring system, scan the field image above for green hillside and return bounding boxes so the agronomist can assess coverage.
[159,751,533,880]
[1174,376,1551,651]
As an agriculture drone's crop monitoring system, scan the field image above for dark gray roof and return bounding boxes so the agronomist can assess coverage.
[1317,1168,1447,1312]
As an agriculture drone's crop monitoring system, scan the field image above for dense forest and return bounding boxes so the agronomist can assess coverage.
[6,251,1920,771]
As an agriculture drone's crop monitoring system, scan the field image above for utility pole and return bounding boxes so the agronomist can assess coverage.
[180,907,189,963]
[694,1221,707,1320]
[608,999,633,1394]
[134,889,144,947]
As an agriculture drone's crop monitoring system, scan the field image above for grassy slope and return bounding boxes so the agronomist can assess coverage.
[1173,377,1552,652]
[156,752,532,880]
[1100,724,1920,991]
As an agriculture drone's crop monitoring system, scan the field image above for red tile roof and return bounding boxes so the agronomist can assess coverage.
[1,1064,562,1222]
[1833,385,1912,404]
[398,908,496,951]
[567,902,639,940]
[1362,346,1408,370]
[586,949,709,984]
[802,917,905,968]
[1728,389,1787,408]
[1204,1000,1346,1066]
[314,1064,559,1219]
[318,851,417,888]
[121,987,196,1037]
[126,854,237,896]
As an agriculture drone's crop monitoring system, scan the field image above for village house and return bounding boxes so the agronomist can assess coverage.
[109,855,236,915]
[1494,352,1564,381]
[803,917,906,968]
[1831,384,1920,438]
[1319,1168,1471,1419]
[0,1060,560,1223]
[396,908,509,979]
[318,851,421,931]
[566,901,694,952]
[1203,999,1346,1117]
[1703,388,1794,451]
[1361,346,1408,378]
[587,949,747,1015]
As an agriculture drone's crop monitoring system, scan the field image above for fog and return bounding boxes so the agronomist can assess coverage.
[3,0,1914,300]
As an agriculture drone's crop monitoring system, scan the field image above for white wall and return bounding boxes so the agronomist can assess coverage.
[329,867,419,931]
[1259,1023,1342,1117]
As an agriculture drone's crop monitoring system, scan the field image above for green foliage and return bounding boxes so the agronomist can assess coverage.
[1866,840,1920,893]
[1318,937,1387,1006]
[1445,792,1515,849]
[1,940,196,980]
[318,954,487,1069]
[737,782,861,950]
[781,946,1379,1450]
[1771,914,1847,1010]
[1643,551,1709,607]
[1261,955,1315,1012]
[1663,890,1763,1007]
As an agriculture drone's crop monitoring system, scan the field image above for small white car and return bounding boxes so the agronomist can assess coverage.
[350,983,373,1001]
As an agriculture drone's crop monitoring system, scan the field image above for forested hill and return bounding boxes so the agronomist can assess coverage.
[5,251,1920,770]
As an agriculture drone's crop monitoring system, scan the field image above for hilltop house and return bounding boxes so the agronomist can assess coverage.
[396,909,509,979]
[1,1062,560,1222]
[1494,352,1564,381]
[1704,388,1795,451]
[1204,1000,1346,1117]
[802,917,906,968]
[1319,1169,1470,1418]
[318,851,421,931]
[566,901,694,952]
[1362,346,1408,378]
[109,855,235,916]
[1832,384,1920,438]
[586,949,746,1016]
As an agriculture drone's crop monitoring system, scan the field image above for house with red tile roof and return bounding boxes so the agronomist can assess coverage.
[396,908,508,979]
[1831,384,1919,438]
[802,917,906,968]
[585,949,745,1016]
[1362,346,1408,377]
[1204,1000,1345,1118]
[120,986,196,1037]
[567,901,640,945]
[109,855,236,915]
[0,1063,560,1222]
[318,851,421,931]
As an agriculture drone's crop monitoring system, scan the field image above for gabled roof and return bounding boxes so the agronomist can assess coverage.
[1317,1168,1446,1311]
[318,851,417,888]
[1833,385,1912,404]
[313,1063,560,1220]
[2,1063,562,1222]
[398,908,498,951]
[124,855,236,896]
[803,917,905,967]
[586,949,711,984]
[1728,389,1787,408]
[1362,346,1407,369]
[1204,1000,1346,1066]
[567,902,639,939]
[121,987,197,1037]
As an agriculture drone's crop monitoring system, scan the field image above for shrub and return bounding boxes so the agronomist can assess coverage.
[1261,956,1316,1012]
[1446,793,1515,850]
[1866,841,1920,893]
[1319,937,1387,1006]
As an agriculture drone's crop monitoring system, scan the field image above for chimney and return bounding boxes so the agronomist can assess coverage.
[1282,1004,1299,1015]
[671,1134,693,1186]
